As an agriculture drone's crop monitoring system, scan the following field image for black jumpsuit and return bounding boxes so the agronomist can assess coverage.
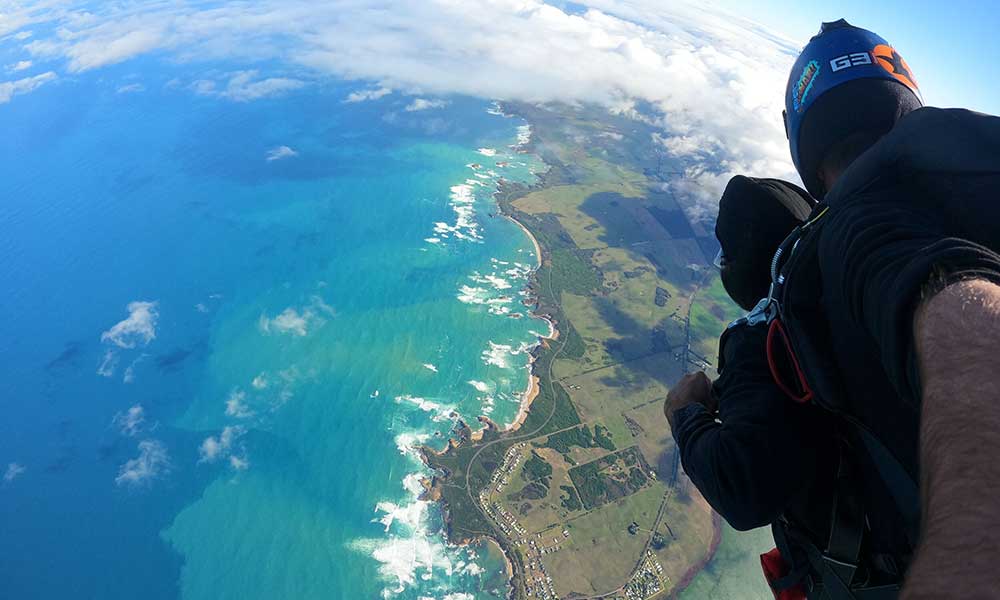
[674,107,1000,580]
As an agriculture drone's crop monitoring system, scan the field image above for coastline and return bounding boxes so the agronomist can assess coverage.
[505,214,542,270]
[670,514,723,599]
[420,105,559,597]
[466,122,558,439]
[501,190,560,433]
[493,203,558,437]
[421,101,731,600]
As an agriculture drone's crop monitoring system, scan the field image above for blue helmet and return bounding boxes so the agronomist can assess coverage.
[784,20,923,196]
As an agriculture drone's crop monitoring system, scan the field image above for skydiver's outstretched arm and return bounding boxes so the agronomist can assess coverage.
[668,323,833,532]
[904,280,1000,599]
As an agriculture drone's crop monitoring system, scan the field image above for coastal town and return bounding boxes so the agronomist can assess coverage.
[478,443,669,600]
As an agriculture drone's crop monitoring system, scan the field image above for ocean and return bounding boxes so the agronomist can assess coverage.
[0,61,548,600]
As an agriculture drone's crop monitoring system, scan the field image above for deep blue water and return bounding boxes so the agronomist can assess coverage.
[0,60,546,599]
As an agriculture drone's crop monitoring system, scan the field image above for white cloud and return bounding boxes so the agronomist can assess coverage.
[0,71,56,104]
[225,389,254,418]
[67,29,165,73]
[12,1,802,219]
[116,82,144,94]
[190,79,216,95]
[310,295,336,316]
[345,86,392,103]
[3,463,26,483]
[191,70,305,102]
[405,98,449,112]
[199,425,247,470]
[8,60,32,72]
[251,374,268,390]
[266,145,298,161]
[112,404,146,437]
[258,296,334,337]
[122,354,146,383]
[259,308,310,336]
[97,349,118,377]
[14,31,33,41]
[101,301,159,349]
[115,440,170,487]
[198,437,222,462]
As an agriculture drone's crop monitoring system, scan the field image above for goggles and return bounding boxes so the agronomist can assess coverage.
[713,249,726,270]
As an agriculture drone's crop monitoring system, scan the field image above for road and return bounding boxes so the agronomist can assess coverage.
[573,279,706,600]
[459,256,712,600]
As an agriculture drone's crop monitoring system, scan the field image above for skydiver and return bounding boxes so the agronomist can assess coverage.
[670,18,1000,599]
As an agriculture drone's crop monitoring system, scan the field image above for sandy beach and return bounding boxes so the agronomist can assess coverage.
[499,209,559,435]
[506,372,540,433]
[506,214,543,269]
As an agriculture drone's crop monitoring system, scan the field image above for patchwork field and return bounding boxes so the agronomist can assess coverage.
[424,102,772,599]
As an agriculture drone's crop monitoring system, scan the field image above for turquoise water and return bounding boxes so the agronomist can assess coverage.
[0,62,547,599]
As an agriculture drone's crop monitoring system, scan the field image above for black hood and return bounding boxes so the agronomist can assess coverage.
[716,176,816,310]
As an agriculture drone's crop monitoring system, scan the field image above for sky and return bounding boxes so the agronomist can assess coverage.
[712,0,1000,115]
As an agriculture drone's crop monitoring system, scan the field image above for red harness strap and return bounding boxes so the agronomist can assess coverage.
[766,317,814,404]
[761,548,809,600]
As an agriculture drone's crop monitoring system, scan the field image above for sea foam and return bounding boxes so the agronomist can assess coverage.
[481,341,514,369]
[468,380,492,394]
[395,395,454,423]
[364,429,492,598]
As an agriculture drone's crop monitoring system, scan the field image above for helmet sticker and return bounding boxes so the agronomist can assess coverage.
[792,60,820,113]
[830,52,873,72]
[873,44,919,92]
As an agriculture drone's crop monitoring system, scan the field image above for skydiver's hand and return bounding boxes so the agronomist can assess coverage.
[664,371,716,429]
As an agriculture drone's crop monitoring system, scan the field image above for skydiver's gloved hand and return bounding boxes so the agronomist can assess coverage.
[716,176,816,310]
[664,372,718,429]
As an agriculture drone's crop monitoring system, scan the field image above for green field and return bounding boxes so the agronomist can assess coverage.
[424,101,772,599]
[545,485,666,597]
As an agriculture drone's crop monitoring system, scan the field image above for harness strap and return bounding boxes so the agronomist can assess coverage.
[851,425,921,548]
[766,317,815,404]
[825,454,865,586]
[773,443,906,600]
[821,563,901,600]
[771,521,816,596]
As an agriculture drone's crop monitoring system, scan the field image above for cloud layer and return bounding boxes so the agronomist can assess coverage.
[7,1,801,216]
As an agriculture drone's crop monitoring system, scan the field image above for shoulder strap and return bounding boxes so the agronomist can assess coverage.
[845,421,921,548]
[769,206,922,548]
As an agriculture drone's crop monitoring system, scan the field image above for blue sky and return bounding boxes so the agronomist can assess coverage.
[714,0,1000,114]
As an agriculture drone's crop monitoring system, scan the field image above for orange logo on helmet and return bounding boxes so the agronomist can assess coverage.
[873,44,919,92]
